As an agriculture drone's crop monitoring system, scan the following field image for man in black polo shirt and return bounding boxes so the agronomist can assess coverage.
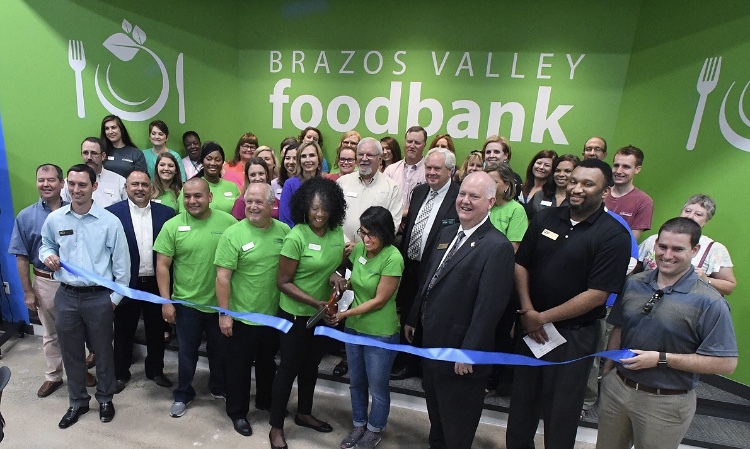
[506,158,631,449]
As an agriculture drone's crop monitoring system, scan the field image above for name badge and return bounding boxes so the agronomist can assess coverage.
[59,229,74,236]
[153,199,162,203]
[540,200,552,207]
[107,156,114,160]
[542,229,559,240]
[441,219,456,226]
[123,158,133,163]
[276,188,282,194]
[358,256,367,265]
[242,242,255,251]
[437,243,449,250]
[224,192,234,197]
[346,192,358,198]
[308,243,321,251]
[178,226,191,232]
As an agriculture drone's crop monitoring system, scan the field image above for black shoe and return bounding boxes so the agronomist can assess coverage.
[149,374,173,388]
[333,359,348,376]
[294,414,333,433]
[115,379,127,394]
[232,418,253,436]
[390,365,416,381]
[99,401,115,422]
[58,405,90,428]
[269,430,288,449]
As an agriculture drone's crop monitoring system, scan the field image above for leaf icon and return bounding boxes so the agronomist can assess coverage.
[122,19,132,33]
[132,25,147,45]
[102,32,140,61]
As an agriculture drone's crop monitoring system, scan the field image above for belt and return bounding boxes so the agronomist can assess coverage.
[617,370,688,395]
[136,276,156,283]
[61,283,110,294]
[33,268,55,279]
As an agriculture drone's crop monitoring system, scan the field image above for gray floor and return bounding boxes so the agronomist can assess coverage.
[0,329,600,448]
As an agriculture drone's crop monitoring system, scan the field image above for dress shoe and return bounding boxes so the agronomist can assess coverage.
[294,414,333,433]
[85,372,97,387]
[37,380,63,398]
[333,359,348,376]
[232,418,253,436]
[86,353,96,369]
[148,374,173,388]
[269,430,288,449]
[115,379,127,394]
[99,401,115,422]
[58,405,89,428]
[390,365,415,381]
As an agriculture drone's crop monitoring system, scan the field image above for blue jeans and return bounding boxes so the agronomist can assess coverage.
[345,327,398,431]
[173,304,224,403]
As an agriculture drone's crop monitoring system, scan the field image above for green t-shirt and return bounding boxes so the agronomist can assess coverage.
[143,149,187,182]
[346,242,403,336]
[214,219,291,325]
[153,210,237,311]
[489,201,528,242]
[178,178,240,215]
[279,224,345,317]
[154,190,180,213]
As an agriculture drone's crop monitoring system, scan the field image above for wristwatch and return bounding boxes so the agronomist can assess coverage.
[658,351,668,368]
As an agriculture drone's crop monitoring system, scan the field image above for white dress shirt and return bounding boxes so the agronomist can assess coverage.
[128,199,155,276]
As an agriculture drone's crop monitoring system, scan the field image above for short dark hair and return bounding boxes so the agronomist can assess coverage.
[405,125,427,143]
[182,130,200,142]
[615,145,644,167]
[576,158,614,187]
[359,206,396,247]
[542,154,580,197]
[585,136,608,153]
[81,137,106,154]
[68,163,96,185]
[201,141,225,162]
[149,120,169,137]
[658,217,702,248]
[36,163,63,181]
[290,177,347,229]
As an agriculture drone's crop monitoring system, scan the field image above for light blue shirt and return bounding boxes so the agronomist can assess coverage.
[39,202,130,304]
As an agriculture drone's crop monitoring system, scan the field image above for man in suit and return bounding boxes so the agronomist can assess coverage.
[391,147,459,380]
[106,170,175,392]
[405,171,515,449]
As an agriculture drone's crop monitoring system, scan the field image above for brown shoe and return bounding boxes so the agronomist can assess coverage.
[85,353,95,369]
[85,372,97,387]
[37,380,63,397]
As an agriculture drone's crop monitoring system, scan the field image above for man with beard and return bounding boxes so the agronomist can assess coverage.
[337,137,402,249]
[506,158,631,449]
[181,131,202,179]
[63,138,127,207]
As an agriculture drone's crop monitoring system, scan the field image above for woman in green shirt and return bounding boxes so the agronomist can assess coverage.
[152,152,183,213]
[269,177,348,449]
[181,142,241,215]
[328,206,404,449]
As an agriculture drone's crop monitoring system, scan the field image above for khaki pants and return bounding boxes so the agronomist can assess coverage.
[596,370,696,449]
[32,276,63,382]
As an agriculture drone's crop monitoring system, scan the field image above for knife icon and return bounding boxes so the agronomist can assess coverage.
[176,53,185,124]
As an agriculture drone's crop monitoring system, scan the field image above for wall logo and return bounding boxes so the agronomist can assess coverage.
[68,19,185,123]
[687,56,750,153]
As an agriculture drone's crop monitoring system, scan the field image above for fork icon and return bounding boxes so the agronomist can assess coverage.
[686,57,721,150]
[68,40,87,118]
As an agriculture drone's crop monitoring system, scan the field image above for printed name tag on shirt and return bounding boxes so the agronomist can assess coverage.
[224,192,234,197]
[242,242,255,251]
[540,200,552,206]
[437,243,450,250]
[346,192,358,198]
[358,256,367,265]
[441,219,456,226]
[542,229,558,240]
[107,156,114,160]
[308,243,322,251]
[59,229,74,236]
[178,226,191,232]
[153,199,162,203]
[276,188,282,194]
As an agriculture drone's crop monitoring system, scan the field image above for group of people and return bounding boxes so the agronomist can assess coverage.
[8,115,739,449]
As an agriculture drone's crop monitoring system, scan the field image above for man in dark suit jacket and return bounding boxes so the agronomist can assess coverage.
[106,170,175,391]
[405,171,515,449]
[392,148,460,380]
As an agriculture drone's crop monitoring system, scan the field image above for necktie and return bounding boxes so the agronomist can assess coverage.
[407,190,438,260]
[422,230,466,323]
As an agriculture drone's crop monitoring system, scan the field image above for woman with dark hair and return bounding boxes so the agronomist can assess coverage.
[299,126,330,173]
[455,151,484,183]
[269,177,347,449]
[181,131,203,179]
[142,120,187,183]
[326,145,357,182]
[152,152,183,213]
[278,141,324,227]
[328,206,404,449]
[231,158,279,220]
[180,142,240,215]
[526,154,579,221]
[224,133,259,192]
[101,115,147,178]
[485,164,528,251]
[271,142,299,210]
[518,149,557,205]
[379,136,401,172]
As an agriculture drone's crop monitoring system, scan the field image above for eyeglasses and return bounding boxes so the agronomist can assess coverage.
[339,158,355,164]
[357,153,379,160]
[357,227,375,239]
[641,289,664,315]
[584,146,604,153]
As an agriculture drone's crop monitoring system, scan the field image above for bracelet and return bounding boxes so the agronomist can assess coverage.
[708,278,712,285]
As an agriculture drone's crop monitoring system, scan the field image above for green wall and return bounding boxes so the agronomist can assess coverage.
[1,0,747,382]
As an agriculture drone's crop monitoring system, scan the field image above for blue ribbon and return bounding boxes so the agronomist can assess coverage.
[314,327,636,366]
[60,261,635,366]
[59,261,292,333]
